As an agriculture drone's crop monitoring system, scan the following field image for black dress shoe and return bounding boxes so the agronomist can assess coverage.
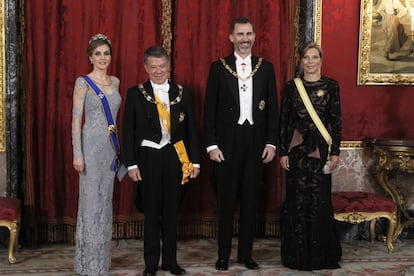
[215,259,229,270]
[162,264,186,275]
[237,258,259,269]
[143,266,157,276]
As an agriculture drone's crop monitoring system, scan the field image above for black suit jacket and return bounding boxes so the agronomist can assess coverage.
[122,80,200,168]
[203,54,279,151]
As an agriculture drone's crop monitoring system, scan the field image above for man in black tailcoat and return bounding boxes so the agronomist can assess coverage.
[122,46,200,276]
[203,17,279,271]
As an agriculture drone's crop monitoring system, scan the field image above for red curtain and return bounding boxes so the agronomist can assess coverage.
[172,0,293,232]
[24,0,295,243]
[24,0,161,243]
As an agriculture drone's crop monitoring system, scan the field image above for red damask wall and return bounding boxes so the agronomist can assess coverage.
[322,1,414,140]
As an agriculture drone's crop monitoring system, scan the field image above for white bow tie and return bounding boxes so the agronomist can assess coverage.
[152,83,170,93]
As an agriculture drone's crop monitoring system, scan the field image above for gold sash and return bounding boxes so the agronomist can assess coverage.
[154,93,171,133]
[174,140,194,184]
[154,93,194,184]
[294,78,332,156]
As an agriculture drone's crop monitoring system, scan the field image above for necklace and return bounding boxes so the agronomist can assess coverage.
[138,84,183,106]
[220,58,263,81]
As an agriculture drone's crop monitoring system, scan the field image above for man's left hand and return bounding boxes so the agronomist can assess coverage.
[262,145,276,163]
[190,167,200,179]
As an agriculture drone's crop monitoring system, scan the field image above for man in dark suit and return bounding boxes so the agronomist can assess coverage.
[203,17,278,271]
[122,46,200,276]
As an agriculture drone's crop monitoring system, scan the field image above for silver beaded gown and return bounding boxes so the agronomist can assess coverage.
[71,76,121,275]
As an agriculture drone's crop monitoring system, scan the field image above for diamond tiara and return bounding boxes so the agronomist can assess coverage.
[89,33,112,46]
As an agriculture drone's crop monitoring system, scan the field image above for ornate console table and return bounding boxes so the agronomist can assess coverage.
[369,138,414,239]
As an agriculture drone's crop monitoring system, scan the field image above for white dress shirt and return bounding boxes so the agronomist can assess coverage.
[206,53,276,153]
[235,52,253,125]
[129,81,200,170]
[140,81,171,149]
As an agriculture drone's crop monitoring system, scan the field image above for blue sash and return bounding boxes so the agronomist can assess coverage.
[82,75,120,171]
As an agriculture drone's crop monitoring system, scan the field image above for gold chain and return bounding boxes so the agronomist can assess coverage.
[220,58,263,81]
[138,84,183,106]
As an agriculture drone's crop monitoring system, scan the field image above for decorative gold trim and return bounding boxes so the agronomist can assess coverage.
[340,140,366,149]
[161,0,172,56]
[287,1,298,79]
[0,0,5,152]
[371,140,414,239]
[334,211,396,253]
[357,0,414,85]
[220,58,263,81]
[314,0,322,46]
[137,84,183,106]
[292,0,322,78]
[0,218,20,264]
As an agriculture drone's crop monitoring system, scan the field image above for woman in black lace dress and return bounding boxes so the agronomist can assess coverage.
[279,42,342,270]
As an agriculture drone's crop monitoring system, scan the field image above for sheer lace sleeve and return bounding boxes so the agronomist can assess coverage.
[72,77,88,161]
[110,75,120,89]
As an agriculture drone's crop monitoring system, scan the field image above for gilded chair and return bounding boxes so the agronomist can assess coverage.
[332,191,396,253]
[0,197,21,264]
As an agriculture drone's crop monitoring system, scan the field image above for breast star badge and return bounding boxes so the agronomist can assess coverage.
[179,112,185,122]
[316,89,326,97]
[259,100,266,110]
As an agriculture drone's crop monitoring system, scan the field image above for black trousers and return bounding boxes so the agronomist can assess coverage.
[214,122,264,260]
[137,145,182,267]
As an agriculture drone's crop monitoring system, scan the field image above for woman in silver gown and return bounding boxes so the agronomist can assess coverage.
[72,34,121,276]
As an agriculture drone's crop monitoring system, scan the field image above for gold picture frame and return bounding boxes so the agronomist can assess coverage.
[358,0,414,85]
[0,0,5,151]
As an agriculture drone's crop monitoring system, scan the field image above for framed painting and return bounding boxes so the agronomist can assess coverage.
[357,0,414,85]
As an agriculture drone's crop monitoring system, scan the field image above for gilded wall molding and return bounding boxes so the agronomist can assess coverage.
[357,0,414,85]
[161,0,172,56]
[340,140,366,150]
[314,0,322,46]
[0,0,5,152]
[295,0,322,77]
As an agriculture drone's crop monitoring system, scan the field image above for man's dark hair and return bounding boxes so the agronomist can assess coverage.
[143,45,170,64]
[230,17,254,34]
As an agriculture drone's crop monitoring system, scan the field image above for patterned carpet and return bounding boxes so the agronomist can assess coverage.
[1,238,414,276]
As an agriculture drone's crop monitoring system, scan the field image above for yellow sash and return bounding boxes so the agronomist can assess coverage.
[154,93,171,133]
[174,140,194,184]
[154,93,194,184]
[294,78,332,156]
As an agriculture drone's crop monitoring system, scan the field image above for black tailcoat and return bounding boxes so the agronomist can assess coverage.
[122,80,200,267]
[203,54,278,260]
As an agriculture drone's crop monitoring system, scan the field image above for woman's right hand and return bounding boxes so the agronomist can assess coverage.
[73,158,85,174]
[280,156,290,171]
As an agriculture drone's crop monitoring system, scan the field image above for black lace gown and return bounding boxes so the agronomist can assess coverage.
[279,76,342,270]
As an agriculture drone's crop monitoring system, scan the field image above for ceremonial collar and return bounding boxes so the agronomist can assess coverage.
[138,83,183,106]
